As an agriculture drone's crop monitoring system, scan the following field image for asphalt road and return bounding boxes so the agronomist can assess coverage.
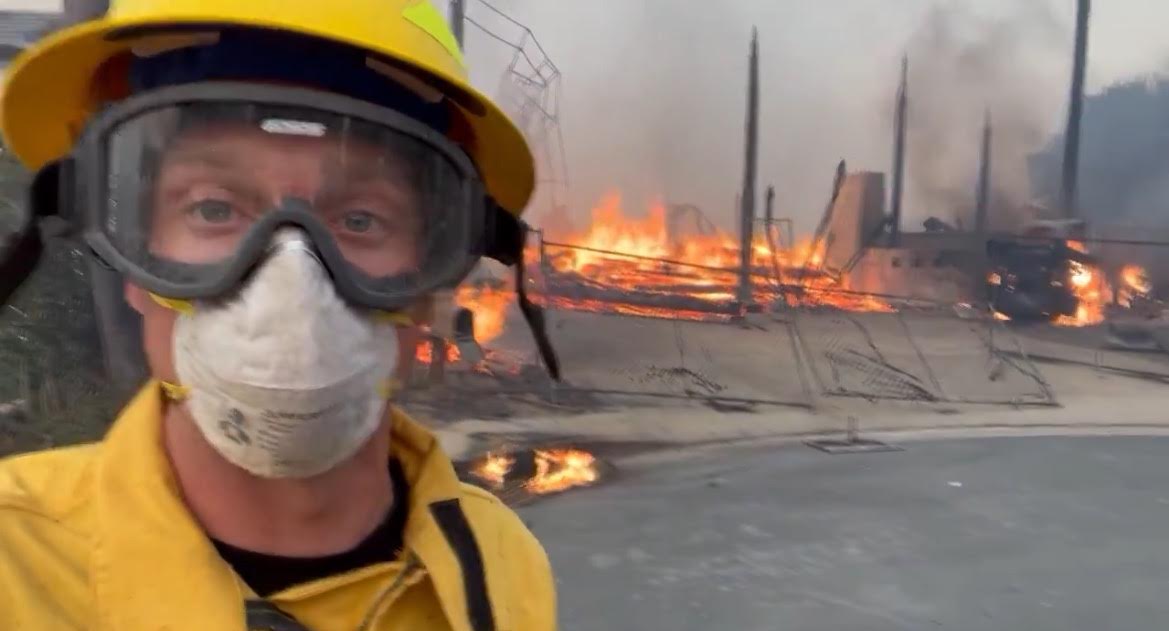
[520,436,1169,630]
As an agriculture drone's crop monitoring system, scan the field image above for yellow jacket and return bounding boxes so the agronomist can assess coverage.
[0,382,556,630]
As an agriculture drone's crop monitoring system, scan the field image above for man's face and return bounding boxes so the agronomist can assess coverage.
[125,121,425,383]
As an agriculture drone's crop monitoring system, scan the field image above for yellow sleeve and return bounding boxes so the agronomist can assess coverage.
[521,531,558,631]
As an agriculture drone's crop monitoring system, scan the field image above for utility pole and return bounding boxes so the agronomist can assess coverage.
[450,0,466,50]
[737,28,760,307]
[1060,0,1091,218]
[62,0,108,22]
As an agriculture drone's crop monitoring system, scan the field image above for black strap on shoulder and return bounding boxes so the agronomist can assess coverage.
[429,499,496,631]
[244,599,313,631]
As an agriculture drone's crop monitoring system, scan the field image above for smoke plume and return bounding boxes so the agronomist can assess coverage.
[900,1,1068,231]
[461,0,1078,236]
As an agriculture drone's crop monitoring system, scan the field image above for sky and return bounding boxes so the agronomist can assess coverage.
[5,0,1168,233]
[453,0,1169,233]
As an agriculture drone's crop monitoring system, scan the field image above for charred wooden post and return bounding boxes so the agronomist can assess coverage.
[974,110,992,236]
[1061,0,1091,219]
[974,112,993,307]
[449,0,466,49]
[764,185,775,227]
[428,335,446,386]
[63,0,108,22]
[737,29,760,306]
[543,278,743,317]
[889,56,908,246]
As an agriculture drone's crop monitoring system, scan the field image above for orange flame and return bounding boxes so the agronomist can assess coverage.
[536,191,893,316]
[455,284,512,343]
[469,448,600,495]
[1055,240,1107,327]
[1121,264,1152,295]
[525,448,599,494]
[471,452,515,489]
[415,338,460,364]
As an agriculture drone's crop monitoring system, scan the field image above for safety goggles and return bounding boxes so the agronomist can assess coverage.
[69,82,495,311]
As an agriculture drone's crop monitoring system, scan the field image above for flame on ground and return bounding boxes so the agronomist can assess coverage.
[1119,264,1153,307]
[415,338,460,364]
[470,448,600,495]
[536,192,893,317]
[447,197,1157,339]
[442,191,894,341]
[471,451,515,489]
[413,285,512,366]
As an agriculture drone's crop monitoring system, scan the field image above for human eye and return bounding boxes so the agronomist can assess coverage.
[340,208,380,235]
[331,198,413,242]
[187,198,237,225]
[178,188,249,235]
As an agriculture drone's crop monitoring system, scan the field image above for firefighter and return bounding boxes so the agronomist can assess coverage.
[0,1,558,628]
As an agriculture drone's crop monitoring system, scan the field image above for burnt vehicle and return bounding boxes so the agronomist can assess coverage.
[986,219,1094,322]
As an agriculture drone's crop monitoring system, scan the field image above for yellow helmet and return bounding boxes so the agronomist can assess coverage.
[0,0,535,213]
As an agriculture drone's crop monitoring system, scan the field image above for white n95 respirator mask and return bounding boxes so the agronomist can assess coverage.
[162,232,404,479]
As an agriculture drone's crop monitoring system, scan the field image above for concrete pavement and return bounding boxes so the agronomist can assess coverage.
[520,435,1169,631]
[414,309,1169,460]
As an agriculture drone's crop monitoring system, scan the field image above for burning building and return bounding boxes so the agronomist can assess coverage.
[414,6,1165,390]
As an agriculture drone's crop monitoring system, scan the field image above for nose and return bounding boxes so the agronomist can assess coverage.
[267,225,324,267]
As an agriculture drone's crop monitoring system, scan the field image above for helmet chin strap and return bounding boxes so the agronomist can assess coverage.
[513,258,561,380]
[482,202,561,381]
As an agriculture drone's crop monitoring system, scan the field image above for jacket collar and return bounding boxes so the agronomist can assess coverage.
[92,381,506,631]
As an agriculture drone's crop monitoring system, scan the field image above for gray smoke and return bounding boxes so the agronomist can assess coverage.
[900,0,1069,231]
[459,0,1080,236]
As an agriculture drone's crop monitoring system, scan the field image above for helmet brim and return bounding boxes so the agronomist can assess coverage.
[1,15,535,213]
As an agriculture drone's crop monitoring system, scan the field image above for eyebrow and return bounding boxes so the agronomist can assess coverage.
[321,152,416,189]
[160,145,241,171]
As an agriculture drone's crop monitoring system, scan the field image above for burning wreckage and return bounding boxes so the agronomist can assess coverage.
[409,0,1165,503]
[986,221,1156,326]
[409,13,1167,404]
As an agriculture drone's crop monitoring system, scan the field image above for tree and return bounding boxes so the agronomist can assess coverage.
[1029,79,1169,224]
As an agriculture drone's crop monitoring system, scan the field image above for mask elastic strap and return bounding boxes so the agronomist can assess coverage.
[160,380,191,401]
[163,377,402,402]
[148,292,195,314]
